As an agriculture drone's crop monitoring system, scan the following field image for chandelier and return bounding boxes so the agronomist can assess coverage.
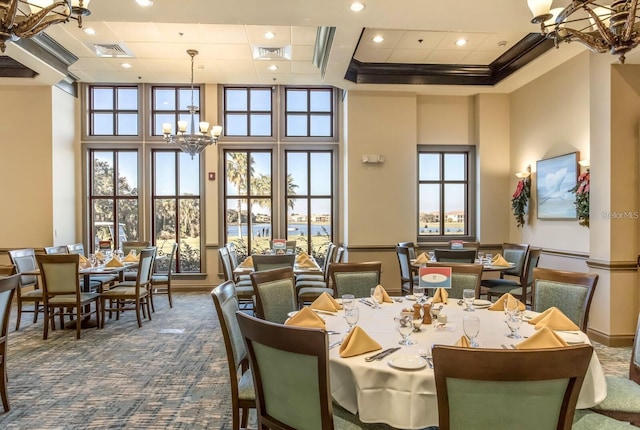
[0,0,91,53]
[527,0,640,63]
[162,49,222,159]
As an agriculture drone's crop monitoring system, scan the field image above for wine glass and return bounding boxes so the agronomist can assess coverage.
[462,289,475,312]
[413,285,426,305]
[427,251,435,261]
[504,297,519,318]
[505,312,523,339]
[370,288,381,309]
[341,294,355,309]
[485,253,493,265]
[430,304,442,322]
[344,307,359,332]
[395,315,414,345]
[88,253,97,268]
[463,315,480,347]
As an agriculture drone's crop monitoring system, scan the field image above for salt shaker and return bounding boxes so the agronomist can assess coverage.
[413,303,422,320]
[422,303,432,325]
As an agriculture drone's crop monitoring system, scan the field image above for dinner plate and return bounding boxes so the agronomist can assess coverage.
[522,310,540,321]
[388,354,427,370]
[287,311,298,318]
[287,310,328,319]
[472,299,492,308]
[556,331,585,344]
[404,295,417,301]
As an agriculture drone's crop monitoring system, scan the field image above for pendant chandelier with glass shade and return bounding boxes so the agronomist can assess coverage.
[0,0,91,52]
[162,49,222,159]
[527,0,640,64]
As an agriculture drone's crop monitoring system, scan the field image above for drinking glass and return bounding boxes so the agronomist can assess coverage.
[344,307,359,332]
[430,304,442,322]
[427,251,435,261]
[506,312,523,339]
[463,315,480,347]
[462,289,475,312]
[370,288,381,309]
[88,254,97,267]
[341,294,355,309]
[504,297,519,318]
[485,253,493,265]
[413,285,426,304]
[395,315,414,345]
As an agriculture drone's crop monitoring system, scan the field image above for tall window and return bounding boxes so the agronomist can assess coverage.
[224,87,273,137]
[152,150,202,273]
[285,150,333,258]
[88,86,139,136]
[284,88,334,137]
[224,150,273,256]
[88,150,139,252]
[418,146,475,238]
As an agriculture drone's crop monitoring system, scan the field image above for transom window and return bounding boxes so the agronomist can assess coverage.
[151,86,201,136]
[88,86,139,136]
[284,88,334,137]
[223,87,273,137]
[418,146,475,238]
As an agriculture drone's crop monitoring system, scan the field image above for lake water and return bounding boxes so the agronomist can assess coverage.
[227,223,331,238]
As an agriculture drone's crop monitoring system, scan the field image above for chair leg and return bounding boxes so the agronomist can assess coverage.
[0,356,9,412]
[135,299,143,328]
[14,299,22,331]
[167,286,173,308]
[32,301,39,323]
[146,296,152,321]
[150,289,155,313]
[43,306,51,340]
[76,307,82,340]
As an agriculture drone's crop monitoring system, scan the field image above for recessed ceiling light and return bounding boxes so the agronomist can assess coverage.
[121,63,132,69]
[350,2,365,12]
[372,35,384,43]
[136,0,154,6]
[455,38,468,46]
[83,27,96,35]
[264,31,276,39]
[268,65,278,71]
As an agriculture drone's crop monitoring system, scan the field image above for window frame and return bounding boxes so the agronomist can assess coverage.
[149,84,204,141]
[281,86,338,142]
[84,84,142,141]
[221,85,276,142]
[416,145,476,244]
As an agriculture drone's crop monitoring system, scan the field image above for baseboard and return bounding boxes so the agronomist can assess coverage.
[587,327,635,347]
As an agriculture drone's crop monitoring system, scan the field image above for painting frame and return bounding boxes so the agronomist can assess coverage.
[536,152,579,220]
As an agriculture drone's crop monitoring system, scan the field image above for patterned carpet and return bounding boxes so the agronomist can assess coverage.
[0,291,632,429]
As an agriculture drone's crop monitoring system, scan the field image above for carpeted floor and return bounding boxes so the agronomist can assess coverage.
[0,291,632,429]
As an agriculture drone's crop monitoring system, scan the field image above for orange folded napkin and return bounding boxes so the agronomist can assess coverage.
[339,326,382,358]
[310,292,343,312]
[373,285,393,303]
[297,256,318,269]
[285,307,326,329]
[123,251,139,262]
[238,256,253,269]
[491,253,511,267]
[414,252,429,264]
[296,252,310,263]
[78,254,88,263]
[455,336,471,347]
[432,288,449,304]
[531,307,580,331]
[105,258,124,268]
[488,293,526,312]
[95,251,105,261]
[516,327,569,349]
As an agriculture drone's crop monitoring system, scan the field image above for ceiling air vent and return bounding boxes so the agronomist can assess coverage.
[90,43,134,58]
[252,45,292,61]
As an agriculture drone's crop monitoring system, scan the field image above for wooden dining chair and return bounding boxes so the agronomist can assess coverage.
[434,249,476,263]
[531,268,599,332]
[424,262,483,299]
[66,242,117,289]
[210,281,256,430]
[235,312,380,430]
[398,241,417,260]
[121,241,151,281]
[150,242,178,310]
[44,245,69,255]
[0,275,19,412]
[251,254,295,272]
[296,243,336,307]
[250,267,297,324]
[396,245,419,295]
[36,254,102,340]
[8,248,44,331]
[485,248,541,305]
[219,246,254,311]
[328,261,382,298]
[432,344,593,430]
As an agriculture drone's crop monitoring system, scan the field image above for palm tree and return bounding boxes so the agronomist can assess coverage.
[225,152,254,240]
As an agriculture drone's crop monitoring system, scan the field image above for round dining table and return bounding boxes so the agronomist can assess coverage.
[325,297,607,429]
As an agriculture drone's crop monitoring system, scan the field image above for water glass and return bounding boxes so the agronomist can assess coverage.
[344,307,359,332]
[88,254,97,267]
[341,294,355,309]
[485,253,493,265]
[395,315,414,345]
[427,251,435,261]
[413,285,426,304]
[370,288,381,309]
[463,315,480,347]
[506,312,523,339]
[430,304,442,322]
[462,289,475,312]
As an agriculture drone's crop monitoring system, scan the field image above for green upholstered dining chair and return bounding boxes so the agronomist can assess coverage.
[498,243,530,277]
[573,409,636,429]
[219,246,254,311]
[66,242,117,290]
[235,311,387,430]
[296,243,336,307]
[121,241,151,282]
[424,262,483,299]
[250,267,297,324]
[210,281,255,430]
[251,254,295,272]
[397,241,417,260]
[434,249,476,263]
[329,262,382,298]
[532,268,599,332]
[36,254,102,340]
[432,344,593,430]
[396,245,419,295]
[150,242,178,310]
[485,248,541,305]
[8,248,44,331]
[0,275,19,412]
[590,312,640,425]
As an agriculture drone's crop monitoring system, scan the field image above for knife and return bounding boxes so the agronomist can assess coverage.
[359,299,374,307]
[365,347,401,362]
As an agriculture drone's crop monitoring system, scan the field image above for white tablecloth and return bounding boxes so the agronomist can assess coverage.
[325,298,607,429]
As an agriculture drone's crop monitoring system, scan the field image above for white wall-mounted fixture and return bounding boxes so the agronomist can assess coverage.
[515,165,531,179]
[361,154,385,164]
[578,159,590,171]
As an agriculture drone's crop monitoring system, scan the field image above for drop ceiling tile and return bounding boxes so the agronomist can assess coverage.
[458,50,500,64]
[476,32,525,51]
[435,32,491,51]
[292,26,318,45]
[292,45,315,62]
[354,47,392,62]
[388,49,431,63]
[425,49,470,64]
[246,25,292,45]
[291,61,319,74]
[396,31,446,49]
[360,28,403,48]
[254,61,291,74]
[197,24,250,44]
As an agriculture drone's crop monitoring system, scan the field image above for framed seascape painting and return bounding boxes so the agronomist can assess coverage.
[536,152,579,219]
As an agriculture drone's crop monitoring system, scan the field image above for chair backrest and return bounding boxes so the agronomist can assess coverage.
[425,262,483,299]
[329,262,382,298]
[250,267,297,324]
[434,249,476,263]
[269,240,297,252]
[236,311,333,430]
[36,254,81,297]
[532,268,599,332]
[320,243,336,275]
[501,243,530,277]
[162,242,179,276]
[449,241,479,256]
[136,248,156,288]
[211,281,248,397]
[0,275,19,341]
[8,248,39,288]
[630,313,640,384]
[334,246,345,263]
[122,241,151,257]
[252,254,295,272]
[44,246,69,255]
[219,247,234,281]
[226,243,242,271]
[432,344,593,430]
[398,241,417,260]
[395,245,414,291]
[66,243,86,256]
[518,248,542,302]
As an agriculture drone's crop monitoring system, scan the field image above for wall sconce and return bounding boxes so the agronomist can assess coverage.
[361,154,385,164]
[578,159,590,171]
[515,165,531,179]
